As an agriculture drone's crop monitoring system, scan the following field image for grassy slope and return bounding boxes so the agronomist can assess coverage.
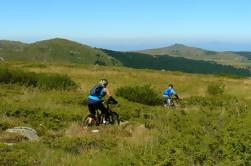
[0,40,27,49]
[138,44,251,68]
[0,38,121,66]
[4,61,250,98]
[0,62,251,165]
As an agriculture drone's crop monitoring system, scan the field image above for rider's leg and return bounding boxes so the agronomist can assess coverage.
[167,98,171,106]
[163,97,167,107]
[88,104,96,117]
[98,102,109,123]
[86,103,98,125]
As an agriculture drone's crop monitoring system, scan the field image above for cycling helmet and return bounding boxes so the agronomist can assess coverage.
[100,79,108,86]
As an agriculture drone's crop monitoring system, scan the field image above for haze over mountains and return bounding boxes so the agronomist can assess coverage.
[0,38,251,76]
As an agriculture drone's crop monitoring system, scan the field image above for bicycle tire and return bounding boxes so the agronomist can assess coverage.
[81,114,96,127]
[109,111,120,125]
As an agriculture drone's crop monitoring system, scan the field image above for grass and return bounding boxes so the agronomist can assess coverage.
[0,61,250,165]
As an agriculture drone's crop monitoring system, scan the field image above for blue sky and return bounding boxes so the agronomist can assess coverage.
[1,0,251,51]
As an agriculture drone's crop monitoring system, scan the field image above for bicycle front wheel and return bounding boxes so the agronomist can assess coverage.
[109,111,120,125]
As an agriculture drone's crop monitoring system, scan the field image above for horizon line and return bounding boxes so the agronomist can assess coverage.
[0,37,250,52]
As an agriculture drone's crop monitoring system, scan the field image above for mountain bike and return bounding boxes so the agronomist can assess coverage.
[82,96,120,127]
[163,97,177,108]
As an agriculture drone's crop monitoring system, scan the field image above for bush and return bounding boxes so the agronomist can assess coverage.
[36,73,77,90]
[207,82,225,96]
[0,66,77,90]
[115,85,162,105]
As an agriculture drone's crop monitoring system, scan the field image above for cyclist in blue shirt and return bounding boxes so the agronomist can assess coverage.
[163,84,179,107]
[87,79,111,123]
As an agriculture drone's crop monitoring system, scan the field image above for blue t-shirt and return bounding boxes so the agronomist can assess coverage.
[163,87,176,97]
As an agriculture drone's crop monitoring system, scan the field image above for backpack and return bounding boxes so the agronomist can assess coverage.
[89,84,104,97]
[163,88,172,96]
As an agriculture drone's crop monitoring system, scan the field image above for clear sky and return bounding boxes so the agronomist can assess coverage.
[1,0,251,51]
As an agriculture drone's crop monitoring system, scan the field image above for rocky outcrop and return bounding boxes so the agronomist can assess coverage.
[6,127,40,141]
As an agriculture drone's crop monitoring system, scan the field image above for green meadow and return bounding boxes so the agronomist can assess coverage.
[0,61,251,165]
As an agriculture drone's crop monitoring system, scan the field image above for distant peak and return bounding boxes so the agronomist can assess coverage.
[33,38,86,46]
[42,38,73,42]
[169,43,188,48]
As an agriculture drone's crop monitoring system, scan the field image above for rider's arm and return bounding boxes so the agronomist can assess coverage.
[105,87,111,97]
[172,89,179,99]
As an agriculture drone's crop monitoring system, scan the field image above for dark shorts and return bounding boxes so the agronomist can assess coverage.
[87,101,108,117]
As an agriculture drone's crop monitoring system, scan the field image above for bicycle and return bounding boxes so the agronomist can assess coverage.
[82,96,120,127]
[163,97,177,108]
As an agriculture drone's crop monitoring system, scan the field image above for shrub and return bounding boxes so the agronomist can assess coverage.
[0,66,77,90]
[115,85,162,105]
[207,82,225,96]
[37,73,77,90]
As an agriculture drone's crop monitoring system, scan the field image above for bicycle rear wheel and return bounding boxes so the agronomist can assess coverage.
[81,114,96,127]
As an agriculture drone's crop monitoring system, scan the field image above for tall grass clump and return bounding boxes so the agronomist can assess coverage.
[207,82,225,96]
[115,85,162,105]
[0,66,77,90]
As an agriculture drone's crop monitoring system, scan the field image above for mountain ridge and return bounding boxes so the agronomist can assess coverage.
[137,43,251,68]
[102,49,251,76]
[0,38,251,76]
[0,38,121,65]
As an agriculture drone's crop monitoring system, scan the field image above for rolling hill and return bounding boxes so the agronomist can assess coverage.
[102,49,251,76]
[137,44,251,67]
[1,38,251,76]
[0,40,27,49]
[0,38,121,66]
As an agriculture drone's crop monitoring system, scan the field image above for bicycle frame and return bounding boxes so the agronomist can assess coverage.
[83,97,119,126]
[163,97,176,108]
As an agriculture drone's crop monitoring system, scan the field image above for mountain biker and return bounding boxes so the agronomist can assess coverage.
[163,84,179,107]
[87,79,111,124]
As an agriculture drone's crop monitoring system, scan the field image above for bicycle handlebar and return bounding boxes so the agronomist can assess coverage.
[103,96,118,105]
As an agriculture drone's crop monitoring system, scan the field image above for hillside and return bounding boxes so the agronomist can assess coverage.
[102,49,251,76]
[0,40,27,49]
[137,44,251,67]
[1,38,251,76]
[0,38,120,65]
[0,61,250,165]
[235,51,251,60]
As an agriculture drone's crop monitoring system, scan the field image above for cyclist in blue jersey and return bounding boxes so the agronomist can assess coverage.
[163,84,179,107]
[87,79,111,124]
